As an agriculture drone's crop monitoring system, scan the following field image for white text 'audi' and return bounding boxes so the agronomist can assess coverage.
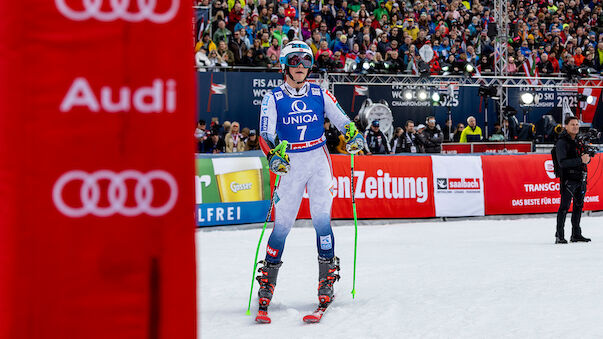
[60,77,176,113]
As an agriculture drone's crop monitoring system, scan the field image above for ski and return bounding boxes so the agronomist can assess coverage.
[255,306,271,324]
[302,303,331,323]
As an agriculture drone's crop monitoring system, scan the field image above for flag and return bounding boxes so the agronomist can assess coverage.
[207,73,227,112]
[522,53,540,85]
[410,57,418,75]
[579,80,602,123]
[354,85,369,96]
[351,85,369,112]
[210,83,227,94]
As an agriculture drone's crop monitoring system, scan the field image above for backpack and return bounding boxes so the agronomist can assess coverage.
[551,146,562,178]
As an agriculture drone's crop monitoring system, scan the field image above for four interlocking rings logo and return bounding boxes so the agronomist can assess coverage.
[52,170,178,217]
[55,0,180,23]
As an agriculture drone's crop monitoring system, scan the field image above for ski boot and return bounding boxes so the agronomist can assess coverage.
[570,235,591,242]
[317,256,340,306]
[255,260,282,323]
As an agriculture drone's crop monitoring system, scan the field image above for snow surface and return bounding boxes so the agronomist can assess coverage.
[198,215,603,338]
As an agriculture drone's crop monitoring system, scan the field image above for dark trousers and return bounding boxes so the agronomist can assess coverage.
[556,179,586,238]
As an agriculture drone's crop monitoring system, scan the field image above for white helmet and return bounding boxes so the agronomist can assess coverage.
[279,41,314,71]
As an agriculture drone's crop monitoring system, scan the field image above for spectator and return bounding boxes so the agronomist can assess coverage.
[459,116,483,143]
[421,116,443,153]
[207,49,228,70]
[204,133,226,153]
[266,37,281,60]
[316,40,333,60]
[195,120,209,152]
[392,120,422,153]
[453,123,465,142]
[195,49,211,70]
[213,20,232,44]
[217,41,235,66]
[443,118,454,142]
[364,120,390,154]
[225,121,245,152]
[489,122,505,141]
[245,129,260,151]
[229,30,248,65]
[221,120,231,137]
[196,32,217,53]
[594,42,603,71]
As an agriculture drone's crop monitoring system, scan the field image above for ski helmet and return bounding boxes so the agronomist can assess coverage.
[279,41,314,72]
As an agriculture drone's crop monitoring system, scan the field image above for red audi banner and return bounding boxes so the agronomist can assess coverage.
[1,1,196,338]
[295,155,436,219]
[482,154,603,215]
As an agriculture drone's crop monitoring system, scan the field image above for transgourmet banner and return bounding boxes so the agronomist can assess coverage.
[482,154,603,215]
[1,1,196,338]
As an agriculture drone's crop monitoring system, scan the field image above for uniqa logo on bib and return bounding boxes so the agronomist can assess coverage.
[55,0,180,23]
[288,100,313,115]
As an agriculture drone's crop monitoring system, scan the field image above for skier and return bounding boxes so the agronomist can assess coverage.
[256,41,365,323]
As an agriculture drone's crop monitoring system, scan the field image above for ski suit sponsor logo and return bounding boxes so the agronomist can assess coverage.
[60,77,176,113]
[266,244,279,257]
[311,88,321,96]
[282,114,318,125]
[320,235,332,250]
[55,0,180,23]
[230,181,252,193]
[289,100,313,115]
[332,169,428,203]
[274,91,283,100]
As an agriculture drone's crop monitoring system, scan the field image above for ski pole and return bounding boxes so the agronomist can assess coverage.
[246,141,287,315]
[350,153,359,299]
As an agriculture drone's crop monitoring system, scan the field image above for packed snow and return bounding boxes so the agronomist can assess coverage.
[198,215,603,338]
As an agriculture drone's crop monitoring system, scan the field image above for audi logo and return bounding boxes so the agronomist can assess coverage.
[55,0,180,23]
[52,170,178,217]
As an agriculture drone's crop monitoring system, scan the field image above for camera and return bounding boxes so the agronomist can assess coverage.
[576,128,601,157]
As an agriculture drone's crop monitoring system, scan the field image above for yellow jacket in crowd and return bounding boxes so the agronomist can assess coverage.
[459,126,483,143]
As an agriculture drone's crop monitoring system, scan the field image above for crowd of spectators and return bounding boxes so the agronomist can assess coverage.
[194,0,603,75]
[196,119,261,153]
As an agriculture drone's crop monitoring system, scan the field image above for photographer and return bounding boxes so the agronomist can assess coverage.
[554,116,591,244]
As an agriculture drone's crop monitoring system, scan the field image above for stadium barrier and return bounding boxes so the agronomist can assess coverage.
[195,151,603,226]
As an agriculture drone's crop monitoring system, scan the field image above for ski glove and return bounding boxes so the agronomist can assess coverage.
[344,122,365,154]
[267,141,290,175]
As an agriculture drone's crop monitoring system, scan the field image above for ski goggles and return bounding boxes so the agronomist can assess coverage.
[285,52,313,68]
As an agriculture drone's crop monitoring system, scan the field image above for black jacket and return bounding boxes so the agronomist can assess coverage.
[392,131,423,153]
[555,131,587,181]
[421,126,443,153]
[364,129,391,154]
[324,126,341,154]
